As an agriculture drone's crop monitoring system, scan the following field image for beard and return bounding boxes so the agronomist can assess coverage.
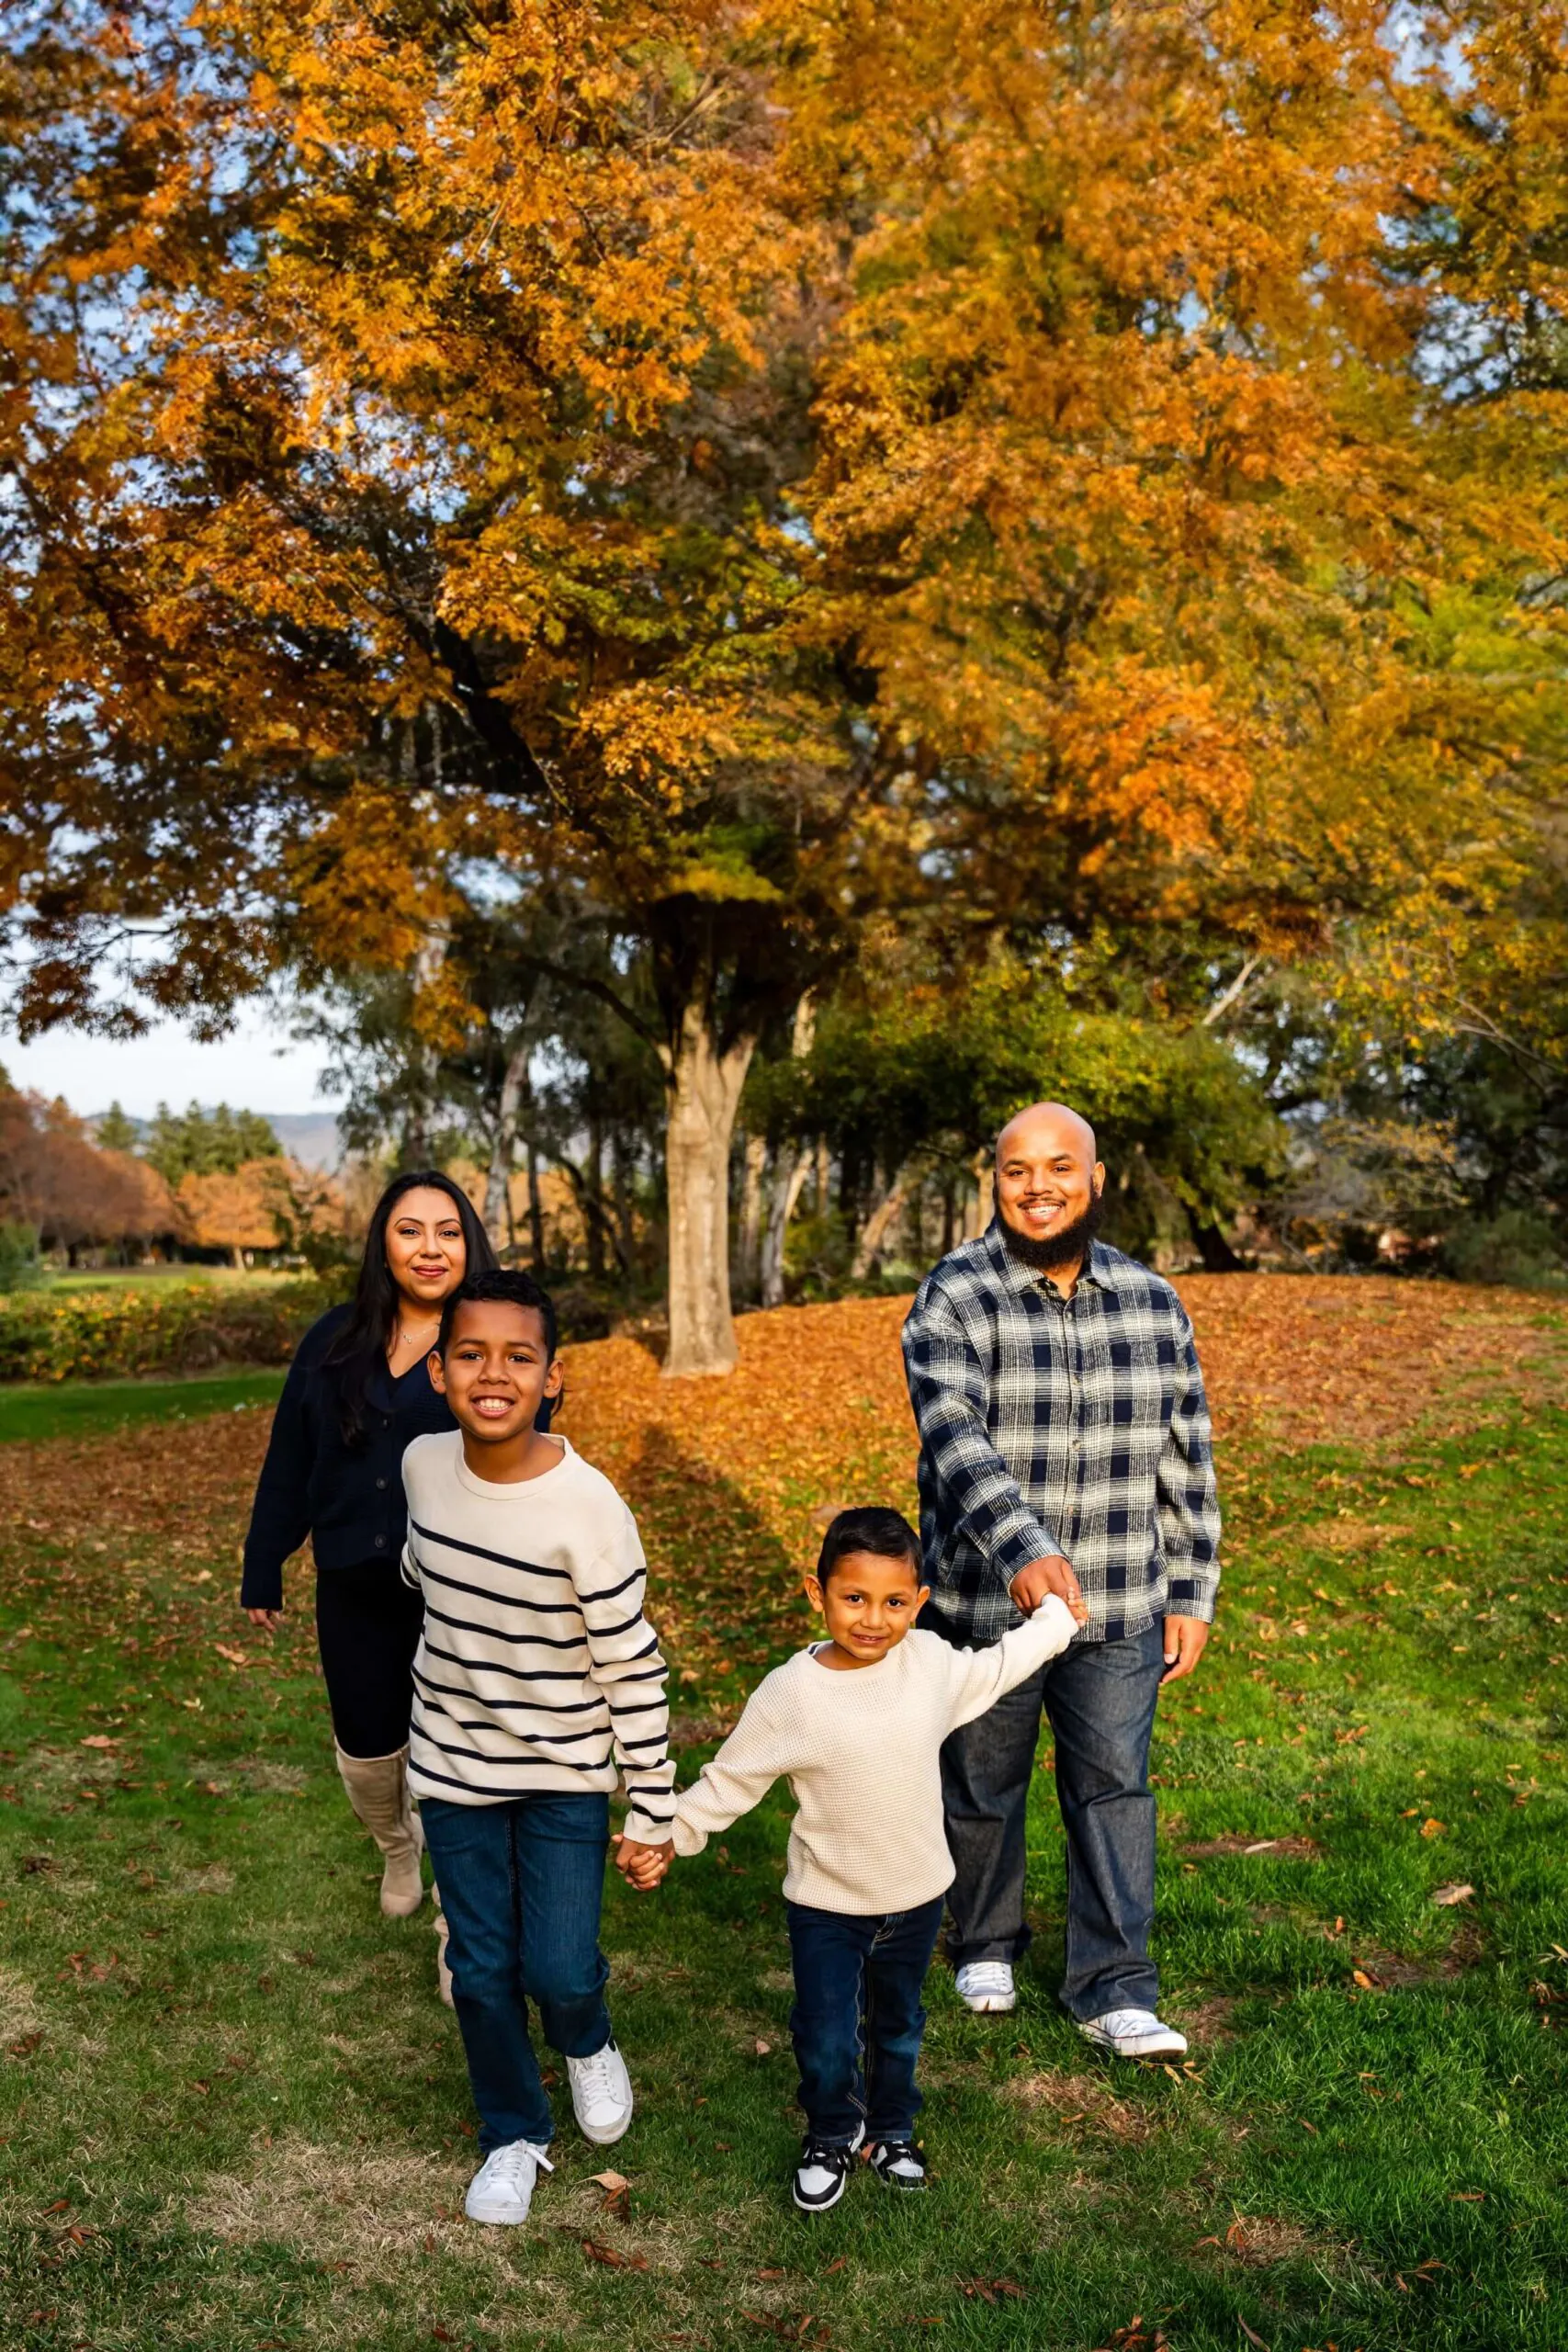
[996,1187,1104,1273]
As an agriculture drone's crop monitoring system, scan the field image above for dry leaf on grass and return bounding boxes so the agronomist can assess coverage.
[1432,1883,1474,1906]
[581,2236,648,2270]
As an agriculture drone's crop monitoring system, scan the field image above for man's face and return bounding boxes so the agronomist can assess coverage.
[995,1109,1104,1261]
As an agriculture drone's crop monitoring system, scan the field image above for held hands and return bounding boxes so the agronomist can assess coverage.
[245,1607,281,1631]
[612,1833,674,1892]
[1010,1555,1091,1627]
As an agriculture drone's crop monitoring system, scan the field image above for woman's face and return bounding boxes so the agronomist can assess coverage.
[384,1186,468,1310]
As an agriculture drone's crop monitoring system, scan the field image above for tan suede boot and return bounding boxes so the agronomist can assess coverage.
[334,1744,426,1917]
[434,1904,454,2007]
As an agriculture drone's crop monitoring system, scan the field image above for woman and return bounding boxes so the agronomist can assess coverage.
[240,1170,497,1928]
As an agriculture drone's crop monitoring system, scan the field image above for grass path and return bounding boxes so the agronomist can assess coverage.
[2,1285,1567,2349]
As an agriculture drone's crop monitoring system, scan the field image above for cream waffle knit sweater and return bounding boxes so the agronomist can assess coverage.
[670,1600,1078,1914]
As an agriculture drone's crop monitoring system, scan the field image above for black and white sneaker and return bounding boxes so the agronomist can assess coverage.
[792,2122,865,2213]
[866,2138,927,2191]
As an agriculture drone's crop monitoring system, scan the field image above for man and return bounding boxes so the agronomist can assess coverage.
[901,1101,1219,2060]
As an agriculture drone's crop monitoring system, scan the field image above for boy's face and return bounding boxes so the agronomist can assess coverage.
[805,1549,931,1666]
[429,1300,562,1444]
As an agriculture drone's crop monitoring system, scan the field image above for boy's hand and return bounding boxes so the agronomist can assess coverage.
[612,1834,674,1891]
[1010,1556,1090,1625]
[245,1608,281,1631]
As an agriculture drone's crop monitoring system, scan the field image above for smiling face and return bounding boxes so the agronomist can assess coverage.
[994,1102,1105,1265]
[429,1298,563,1450]
[385,1185,468,1311]
[804,1549,931,1669]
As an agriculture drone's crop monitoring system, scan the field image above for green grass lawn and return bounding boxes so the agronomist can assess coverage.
[2,1396,1566,2349]
[0,1369,287,1447]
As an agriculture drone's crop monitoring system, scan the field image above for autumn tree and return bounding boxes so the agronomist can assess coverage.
[3,2,1564,1351]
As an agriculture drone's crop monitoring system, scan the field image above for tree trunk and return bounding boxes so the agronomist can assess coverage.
[850,1162,914,1283]
[736,1130,767,1300]
[482,1039,531,1250]
[660,998,755,1377]
[756,989,817,1313]
[813,1135,831,1214]
[525,1140,545,1272]
[961,1147,991,1238]
[584,1113,605,1281]
[761,1142,812,1308]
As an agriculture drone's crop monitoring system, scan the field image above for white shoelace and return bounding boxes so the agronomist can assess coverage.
[572,2049,623,2109]
[961,1962,1014,1993]
[485,2141,553,2184]
[1090,2008,1167,2038]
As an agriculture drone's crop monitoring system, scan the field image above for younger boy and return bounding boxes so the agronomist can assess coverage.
[615,1506,1081,2212]
[403,1269,675,2228]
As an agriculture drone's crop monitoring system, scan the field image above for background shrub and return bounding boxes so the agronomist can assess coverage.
[0,1276,343,1384]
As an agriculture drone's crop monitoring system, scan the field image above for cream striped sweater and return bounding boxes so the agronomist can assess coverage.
[399,1432,675,1844]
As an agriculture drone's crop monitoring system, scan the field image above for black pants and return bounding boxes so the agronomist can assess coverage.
[314,1560,424,1759]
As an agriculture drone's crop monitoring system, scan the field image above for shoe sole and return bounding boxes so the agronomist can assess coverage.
[1079,2033,1187,2059]
[792,2176,848,2213]
[575,2106,633,2146]
[962,1995,1016,2014]
[464,2199,530,2225]
[871,2170,927,2191]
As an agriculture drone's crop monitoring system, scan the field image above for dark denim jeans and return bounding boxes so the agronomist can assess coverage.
[784,1895,944,2144]
[939,1620,1166,2020]
[420,1791,613,2154]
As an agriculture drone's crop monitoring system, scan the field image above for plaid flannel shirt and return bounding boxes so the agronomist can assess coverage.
[902,1225,1221,1646]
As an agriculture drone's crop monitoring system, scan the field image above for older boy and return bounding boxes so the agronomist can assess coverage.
[403,1269,675,2226]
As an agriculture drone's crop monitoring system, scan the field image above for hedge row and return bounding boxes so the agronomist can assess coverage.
[0,1279,341,1384]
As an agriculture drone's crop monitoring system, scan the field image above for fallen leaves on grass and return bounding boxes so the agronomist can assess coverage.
[962,2278,1024,2303]
[739,2313,829,2344]
[582,2238,648,2271]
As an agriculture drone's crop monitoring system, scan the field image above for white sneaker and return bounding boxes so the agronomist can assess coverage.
[1077,2007,1188,2059]
[464,2139,553,2226]
[955,1960,1017,2014]
[567,2040,634,2145]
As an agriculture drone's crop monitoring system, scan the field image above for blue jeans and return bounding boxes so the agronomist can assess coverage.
[785,1896,944,2144]
[420,1792,613,2153]
[939,1621,1166,2019]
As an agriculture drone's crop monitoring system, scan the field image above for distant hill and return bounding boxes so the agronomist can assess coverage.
[263,1113,344,1170]
[86,1107,344,1170]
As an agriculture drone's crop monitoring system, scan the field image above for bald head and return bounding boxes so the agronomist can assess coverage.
[996,1101,1097,1170]
[992,1101,1105,1280]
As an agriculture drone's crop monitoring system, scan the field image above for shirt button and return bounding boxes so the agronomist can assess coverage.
[374,1533,387,1549]
[376,1477,387,1490]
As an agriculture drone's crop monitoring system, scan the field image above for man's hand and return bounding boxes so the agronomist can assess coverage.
[1160,1614,1210,1684]
[245,1607,280,1632]
[612,1834,673,1891]
[1010,1555,1089,1626]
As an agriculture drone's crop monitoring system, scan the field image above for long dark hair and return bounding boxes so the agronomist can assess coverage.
[325,1170,497,1445]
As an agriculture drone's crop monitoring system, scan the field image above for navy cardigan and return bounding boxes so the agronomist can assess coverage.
[239,1306,457,1611]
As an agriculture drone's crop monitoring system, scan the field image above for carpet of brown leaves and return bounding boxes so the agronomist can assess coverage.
[6,1278,1564,1684]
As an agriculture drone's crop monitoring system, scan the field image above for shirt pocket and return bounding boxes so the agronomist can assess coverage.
[1104,1331,1179,1430]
